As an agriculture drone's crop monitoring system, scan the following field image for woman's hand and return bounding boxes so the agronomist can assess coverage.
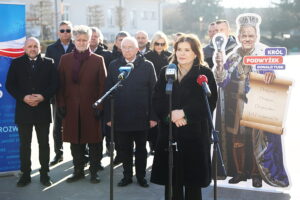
[171,109,185,122]
[174,118,187,127]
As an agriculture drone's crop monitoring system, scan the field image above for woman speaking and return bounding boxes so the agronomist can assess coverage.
[151,34,218,200]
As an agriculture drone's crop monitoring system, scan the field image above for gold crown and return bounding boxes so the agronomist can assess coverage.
[237,13,261,27]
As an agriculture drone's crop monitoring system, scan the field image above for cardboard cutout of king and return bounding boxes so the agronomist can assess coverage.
[213,13,289,188]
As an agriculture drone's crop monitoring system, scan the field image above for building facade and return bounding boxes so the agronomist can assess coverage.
[3,0,165,41]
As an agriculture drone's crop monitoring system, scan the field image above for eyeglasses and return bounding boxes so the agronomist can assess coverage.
[154,42,165,46]
[121,47,135,51]
[60,29,71,33]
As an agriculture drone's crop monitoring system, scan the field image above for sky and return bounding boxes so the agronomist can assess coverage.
[173,0,279,8]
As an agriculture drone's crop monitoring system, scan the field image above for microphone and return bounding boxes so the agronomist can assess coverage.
[165,64,177,94]
[118,63,134,80]
[197,75,211,97]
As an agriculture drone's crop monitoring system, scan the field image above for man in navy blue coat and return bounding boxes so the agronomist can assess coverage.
[45,21,75,166]
[105,37,157,188]
[6,37,58,187]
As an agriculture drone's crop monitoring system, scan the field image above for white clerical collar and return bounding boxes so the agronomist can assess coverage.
[29,57,38,61]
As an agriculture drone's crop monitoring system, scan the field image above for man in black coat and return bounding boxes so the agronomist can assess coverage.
[90,27,112,68]
[105,37,157,188]
[203,20,237,69]
[45,21,75,166]
[5,37,58,187]
[135,31,150,55]
[111,31,130,62]
[90,26,112,170]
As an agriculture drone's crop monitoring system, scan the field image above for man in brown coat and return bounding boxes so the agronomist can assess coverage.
[57,25,107,184]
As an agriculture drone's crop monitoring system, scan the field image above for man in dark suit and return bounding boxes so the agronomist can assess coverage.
[45,21,75,166]
[5,37,58,187]
[105,37,157,188]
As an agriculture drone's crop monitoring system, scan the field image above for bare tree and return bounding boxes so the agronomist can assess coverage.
[87,5,105,28]
[115,6,126,31]
[26,0,55,40]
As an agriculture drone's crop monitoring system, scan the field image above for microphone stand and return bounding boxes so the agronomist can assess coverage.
[93,79,123,200]
[166,80,176,200]
[202,91,226,200]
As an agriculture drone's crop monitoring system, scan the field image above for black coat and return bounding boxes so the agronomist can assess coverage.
[94,44,113,69]
[144,50,172,76]
[45,39,75,69]
[150,64,218,187]
[111,45,123,63]
[104,55,157,132]
[5,54,59,124]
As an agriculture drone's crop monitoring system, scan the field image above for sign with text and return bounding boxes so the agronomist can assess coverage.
[0,3,25,173]
[240,72,292,134]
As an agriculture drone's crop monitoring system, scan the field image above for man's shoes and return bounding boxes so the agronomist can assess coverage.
[113,156,122,166]
[137,178,149,188]
[40,174,52,186]
[150,150,155,155]
[90,173,100,184]
[99,164,104,171]
[50,155,63,166]
[84,156,89,167]
[17,174,31,187]
[228,173,247,184]
[252,175,262,188]
[117,178,133,187]
[66,170,85,183]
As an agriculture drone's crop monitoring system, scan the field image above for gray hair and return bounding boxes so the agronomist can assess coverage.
[121,37,138,48]
[90,27,104,42]
[59,21,73,28]
[73,25,92,40]
[135,30,148,39]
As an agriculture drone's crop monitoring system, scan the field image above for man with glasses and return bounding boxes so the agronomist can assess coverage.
[45,21,75,166]
[104,37,157,188]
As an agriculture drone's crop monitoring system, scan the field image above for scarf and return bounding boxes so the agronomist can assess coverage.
[72,48,92,83]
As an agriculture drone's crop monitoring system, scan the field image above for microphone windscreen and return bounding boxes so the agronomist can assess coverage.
[196,75,208,86]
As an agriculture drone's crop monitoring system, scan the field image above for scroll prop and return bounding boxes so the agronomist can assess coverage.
[240,72,292,135]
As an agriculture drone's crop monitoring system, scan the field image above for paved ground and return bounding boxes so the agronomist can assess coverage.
[0,138,292,200]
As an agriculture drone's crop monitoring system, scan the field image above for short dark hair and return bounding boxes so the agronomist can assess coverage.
[215,19,230,28]
[115,31,130,40]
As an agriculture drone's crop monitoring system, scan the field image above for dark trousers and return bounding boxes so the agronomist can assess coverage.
[164,151,202,200]
[70,143,100,173]
[52,103,63,157]
[117,130,147,180]
[17,123,50,174]
[165,185,202,200]
[148,123,159,151]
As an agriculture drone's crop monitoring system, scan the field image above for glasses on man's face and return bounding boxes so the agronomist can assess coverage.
[121,47,135,51]
[154,42,165,46]
[60,29,71,33]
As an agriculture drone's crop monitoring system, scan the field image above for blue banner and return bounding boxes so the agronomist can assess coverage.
[0,3,25,173]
